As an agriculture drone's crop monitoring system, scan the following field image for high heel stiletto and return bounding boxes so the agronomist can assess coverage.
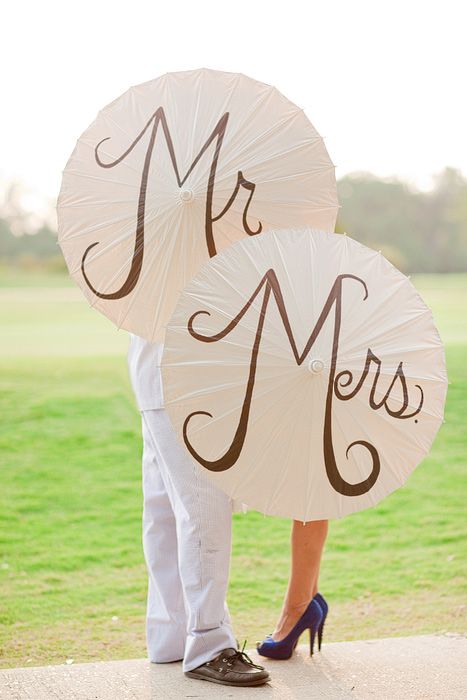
[313,592,328,651]
[256,598,323,660]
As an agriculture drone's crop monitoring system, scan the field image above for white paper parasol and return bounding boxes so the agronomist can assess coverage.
[57,69,338,341]
[162,228,447,521]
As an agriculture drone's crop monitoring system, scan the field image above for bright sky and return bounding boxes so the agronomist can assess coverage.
[2,0,466,213]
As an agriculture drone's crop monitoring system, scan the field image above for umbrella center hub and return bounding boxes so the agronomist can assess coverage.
[179,188,195,203]
[308,358,325,374]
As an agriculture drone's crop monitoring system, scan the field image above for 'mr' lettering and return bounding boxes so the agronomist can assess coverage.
[81,108,262,299]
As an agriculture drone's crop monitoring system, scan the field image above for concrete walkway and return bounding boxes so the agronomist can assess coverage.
[1,633,465,699]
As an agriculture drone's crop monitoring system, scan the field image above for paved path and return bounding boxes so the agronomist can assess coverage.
[1,633,465,699]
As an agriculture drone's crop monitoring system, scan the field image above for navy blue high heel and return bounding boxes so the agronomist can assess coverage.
[313,592,328,651]
[256,598,323,660]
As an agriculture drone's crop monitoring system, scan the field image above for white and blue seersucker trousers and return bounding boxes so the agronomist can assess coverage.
[128,335,236,672]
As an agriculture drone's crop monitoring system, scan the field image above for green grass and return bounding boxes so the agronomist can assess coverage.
[0,273,466,668]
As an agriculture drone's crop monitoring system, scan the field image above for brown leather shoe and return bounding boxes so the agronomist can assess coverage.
[185,646,270,687]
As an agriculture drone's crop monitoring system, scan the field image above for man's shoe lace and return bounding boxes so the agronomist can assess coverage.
[229,640,265,670]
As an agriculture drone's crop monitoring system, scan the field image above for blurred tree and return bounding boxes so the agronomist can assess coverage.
[1,170,466,273]
[420,167,467,272]
[337,168,467,272]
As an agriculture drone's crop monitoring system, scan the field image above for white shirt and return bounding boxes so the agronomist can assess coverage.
[128,334,164,410]
[128,333,248,513]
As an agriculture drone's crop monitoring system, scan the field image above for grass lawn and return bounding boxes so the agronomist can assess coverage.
[0,271,466,668]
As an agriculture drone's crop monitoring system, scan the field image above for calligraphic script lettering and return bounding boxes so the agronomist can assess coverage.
[81,108,262,299]
[183,271,424,497]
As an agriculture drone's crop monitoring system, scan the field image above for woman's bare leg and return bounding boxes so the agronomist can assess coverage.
[272,519,328,641]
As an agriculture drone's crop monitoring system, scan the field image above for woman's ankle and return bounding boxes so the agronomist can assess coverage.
[272,600,310,641]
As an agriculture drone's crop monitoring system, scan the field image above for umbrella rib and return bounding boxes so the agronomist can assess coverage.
[115,237,169,334]
[226,368,306,504]
[172,80,277,188]
[260,373,311,516]
[216,108,315,179]
[300,367,320,522]
[60,212,137,243]
[332,397,375,497]
[181,363,300,447]
[226,137,329,179]
[60,168,142,188]
[69,194,178,298]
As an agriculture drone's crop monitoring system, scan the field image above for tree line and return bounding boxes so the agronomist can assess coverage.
[1,167,466,273]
